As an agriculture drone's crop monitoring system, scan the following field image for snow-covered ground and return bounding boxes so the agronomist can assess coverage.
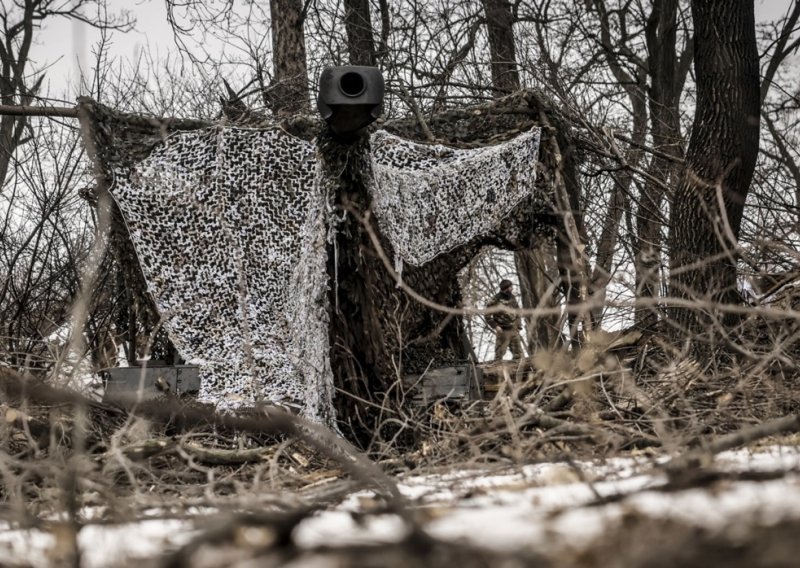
[298,445,800,553]
[1,445,799,566]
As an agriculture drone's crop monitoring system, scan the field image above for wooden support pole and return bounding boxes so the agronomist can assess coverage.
[0,104,79,118]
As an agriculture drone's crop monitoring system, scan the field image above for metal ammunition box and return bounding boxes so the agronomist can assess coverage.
[403,364,484,404]
[102,363,200,402]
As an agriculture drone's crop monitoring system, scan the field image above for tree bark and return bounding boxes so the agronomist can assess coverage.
[590,86,647,327]
[552,126,591,344]
[515,245,560,350]
[269,0,310,115]
[344,0,377,66]
[668,0,760,329]
[482,0,570,348]
[0,2,40,189]
[481,0,521,95]
[635,0,684,325]
[320,131,479,443]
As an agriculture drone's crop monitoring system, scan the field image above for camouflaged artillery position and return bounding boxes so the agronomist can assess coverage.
[77,75,576,442]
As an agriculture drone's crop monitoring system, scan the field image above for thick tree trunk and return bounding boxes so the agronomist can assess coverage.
[481,0,521,94]
[668,0,760,329]
[344,0,377,66]
[269,0,310,115]
[318,91,558,443]
[319,131,480,443]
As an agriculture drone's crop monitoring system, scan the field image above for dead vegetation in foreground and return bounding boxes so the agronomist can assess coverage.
[1,302,800,567]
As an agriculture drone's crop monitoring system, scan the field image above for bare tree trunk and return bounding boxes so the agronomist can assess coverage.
[590,0,693,329]
[668,0,760,329]
[0,116,25,189]
[481,0,520,95]
[344,0,377,66]
[269,0,310,115]
[635,0,684,325]
[0,1,42,187]
[515,245,560,350]
[590,87,647,326]
[482,0,568,350]
[552,126,591,344]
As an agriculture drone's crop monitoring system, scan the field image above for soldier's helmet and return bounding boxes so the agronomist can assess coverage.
[499,279,513,291]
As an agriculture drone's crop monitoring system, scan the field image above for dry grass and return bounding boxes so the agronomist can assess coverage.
[2,285,800,566]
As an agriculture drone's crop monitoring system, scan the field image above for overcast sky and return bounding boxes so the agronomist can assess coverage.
[31,0,173,100]
[30,0,797,102]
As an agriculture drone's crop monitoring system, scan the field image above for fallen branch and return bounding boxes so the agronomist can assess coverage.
[120,439,175,461]
[518,404,622,446]
[0,368,420,536]
[4,406,52,448]
[468,401,622,446]
[180,442,273,466]
[543,388,573,412]
[664,413,800,473]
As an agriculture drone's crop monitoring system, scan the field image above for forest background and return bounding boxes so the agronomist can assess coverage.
[2,1,800,565]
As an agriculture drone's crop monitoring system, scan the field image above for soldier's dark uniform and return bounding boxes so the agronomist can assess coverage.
[486,279,525,361]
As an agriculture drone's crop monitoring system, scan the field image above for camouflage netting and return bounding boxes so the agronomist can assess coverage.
[370,129,541,268]
[78,100,541,423]
[107,127,332,420]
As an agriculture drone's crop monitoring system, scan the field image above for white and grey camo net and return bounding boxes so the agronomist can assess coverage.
[110,126,540,424]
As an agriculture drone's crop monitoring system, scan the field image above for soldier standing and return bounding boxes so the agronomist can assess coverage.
[486,279,526,361]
